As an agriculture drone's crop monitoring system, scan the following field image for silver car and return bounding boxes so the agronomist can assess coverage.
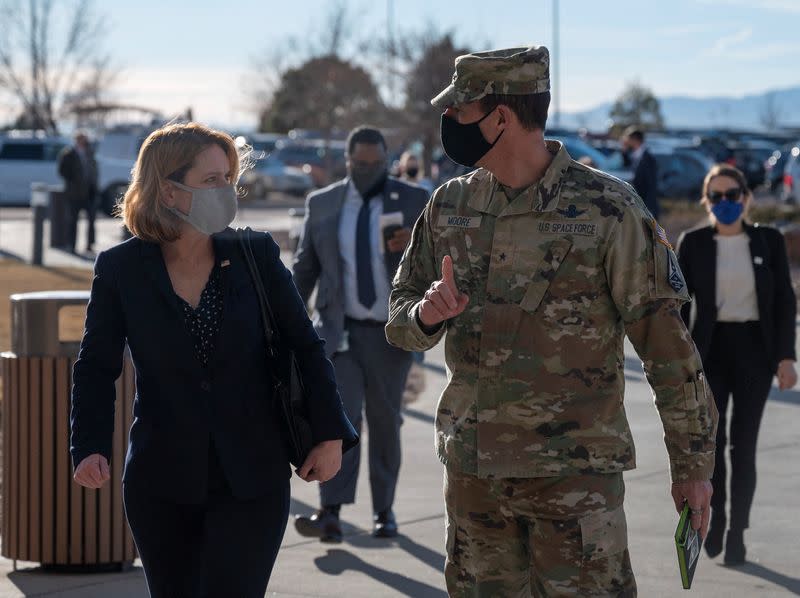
[240,155,314,200]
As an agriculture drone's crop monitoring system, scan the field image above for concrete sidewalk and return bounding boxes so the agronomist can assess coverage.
[0,337,798,596]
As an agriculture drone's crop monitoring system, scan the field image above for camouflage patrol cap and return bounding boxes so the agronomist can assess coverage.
[431,46,550,110]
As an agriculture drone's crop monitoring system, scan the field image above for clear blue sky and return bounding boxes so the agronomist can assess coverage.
[18,0,800,129]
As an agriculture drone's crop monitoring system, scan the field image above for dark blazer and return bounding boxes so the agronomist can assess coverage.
[57,146,97,204]
[632,149,659,219]
[71,229,357,504]
[292,176,429,356]
[676,222,797,372]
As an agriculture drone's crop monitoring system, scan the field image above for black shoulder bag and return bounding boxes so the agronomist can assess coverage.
[238,228,314,468]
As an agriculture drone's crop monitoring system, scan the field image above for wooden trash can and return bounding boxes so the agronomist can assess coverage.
[1,291,136,569]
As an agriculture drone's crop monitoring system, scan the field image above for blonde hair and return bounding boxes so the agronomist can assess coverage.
[700,163,752,224]
[118,122,245,243]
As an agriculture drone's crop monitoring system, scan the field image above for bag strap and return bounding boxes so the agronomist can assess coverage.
[237,227,281,360]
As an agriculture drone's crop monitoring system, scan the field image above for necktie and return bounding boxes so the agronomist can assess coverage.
[356,195,377,309]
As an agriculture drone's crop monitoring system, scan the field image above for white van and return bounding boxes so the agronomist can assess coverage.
[95,124,156,216]
[0,132,69,205]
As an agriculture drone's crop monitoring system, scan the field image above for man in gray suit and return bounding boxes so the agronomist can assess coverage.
[292,126,429,542]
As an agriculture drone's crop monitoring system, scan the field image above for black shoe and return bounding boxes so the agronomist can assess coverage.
[294,508,342,543]
[723,529,746,566]
[704,513,725,558]
[372,510,398,538]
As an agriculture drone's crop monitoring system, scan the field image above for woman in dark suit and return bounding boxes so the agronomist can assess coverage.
[70,122,357,597]
[676,164,797,566]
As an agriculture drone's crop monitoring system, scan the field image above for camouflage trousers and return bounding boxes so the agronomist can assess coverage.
[443,468,637,597]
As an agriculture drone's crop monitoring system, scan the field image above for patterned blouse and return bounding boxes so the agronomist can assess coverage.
[177,266,224,368]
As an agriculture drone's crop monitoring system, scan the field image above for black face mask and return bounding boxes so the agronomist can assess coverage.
[350,162,388,199]
[405,166,419,178]
[440,108,504,167]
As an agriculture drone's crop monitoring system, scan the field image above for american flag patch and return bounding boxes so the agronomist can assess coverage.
[653,220,672,250]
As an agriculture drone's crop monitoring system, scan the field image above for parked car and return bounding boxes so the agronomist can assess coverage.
[94,125,156,216]
[651,147,714,200]
[273,140,347,188]
[239,154,313,200]
[782,146,800,204]
[547,134,633,183]
[765,142,799,193]
[248,132,285,159]
[0,132,69,205]
[728,141,776,190]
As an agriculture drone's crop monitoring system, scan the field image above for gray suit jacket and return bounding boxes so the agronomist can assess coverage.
[292,176,429,357]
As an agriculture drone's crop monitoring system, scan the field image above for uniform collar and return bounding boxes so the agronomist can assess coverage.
[467,140,570,215]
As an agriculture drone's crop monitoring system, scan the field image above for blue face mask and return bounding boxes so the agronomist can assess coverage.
[711,199,744,225]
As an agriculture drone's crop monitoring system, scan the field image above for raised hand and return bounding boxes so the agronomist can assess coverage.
[418,255,469,328]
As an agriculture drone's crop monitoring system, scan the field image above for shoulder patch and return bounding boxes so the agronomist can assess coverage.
[667,251,685,293]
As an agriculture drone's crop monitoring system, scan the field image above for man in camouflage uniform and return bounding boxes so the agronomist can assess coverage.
[386,46,718,597]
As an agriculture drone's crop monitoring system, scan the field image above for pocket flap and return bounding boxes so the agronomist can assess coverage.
[579,505,628,561]
[519,238,572,313]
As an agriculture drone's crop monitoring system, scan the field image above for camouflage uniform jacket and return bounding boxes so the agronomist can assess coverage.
[386,141,718,482]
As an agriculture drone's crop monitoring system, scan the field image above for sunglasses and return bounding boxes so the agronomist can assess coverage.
[707,188,743,204]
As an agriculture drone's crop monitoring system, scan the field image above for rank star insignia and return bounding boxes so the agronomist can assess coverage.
[499,252,507,262]
[556,204,588,219]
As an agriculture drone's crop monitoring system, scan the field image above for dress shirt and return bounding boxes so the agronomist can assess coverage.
[338,180,391,321]
[630,144,646,167]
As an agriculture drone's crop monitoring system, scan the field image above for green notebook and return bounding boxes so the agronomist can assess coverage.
[675,503,701,589]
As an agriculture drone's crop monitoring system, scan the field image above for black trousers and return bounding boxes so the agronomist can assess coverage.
[66,195,96,252]
[704,322,774,530]
[123,446,290,598]
[321,319,412,513]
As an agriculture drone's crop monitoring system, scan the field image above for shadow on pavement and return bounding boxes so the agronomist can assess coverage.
[6,566,146,596]
[421,362,447,376]
[0,248,24,261]
[345,533,445,573]
[623,356,645,383]
[314,548,446,597]
[722,562,800,595]
[769,387,800,406]
[403,407,436,425]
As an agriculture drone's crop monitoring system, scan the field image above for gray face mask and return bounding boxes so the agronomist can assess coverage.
[167,181,238,235]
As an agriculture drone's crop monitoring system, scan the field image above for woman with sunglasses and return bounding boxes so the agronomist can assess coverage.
[676,164,797,565]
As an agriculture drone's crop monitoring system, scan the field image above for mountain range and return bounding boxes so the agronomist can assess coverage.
[554,85,800,132]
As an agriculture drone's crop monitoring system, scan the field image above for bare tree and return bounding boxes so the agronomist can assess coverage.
[399,29,470,176]
[249,0,385,126]
[759,92,783,131]
[608,81,664,135]
[0,0,114,133]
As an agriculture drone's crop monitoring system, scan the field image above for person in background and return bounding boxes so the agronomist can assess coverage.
[621,126,659,220]
[292,126,428,543]
[676,163,797,566]
[396,150,432,404]
[57,131,98,253]
[71,122,356,597]
[399,150,435,194]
